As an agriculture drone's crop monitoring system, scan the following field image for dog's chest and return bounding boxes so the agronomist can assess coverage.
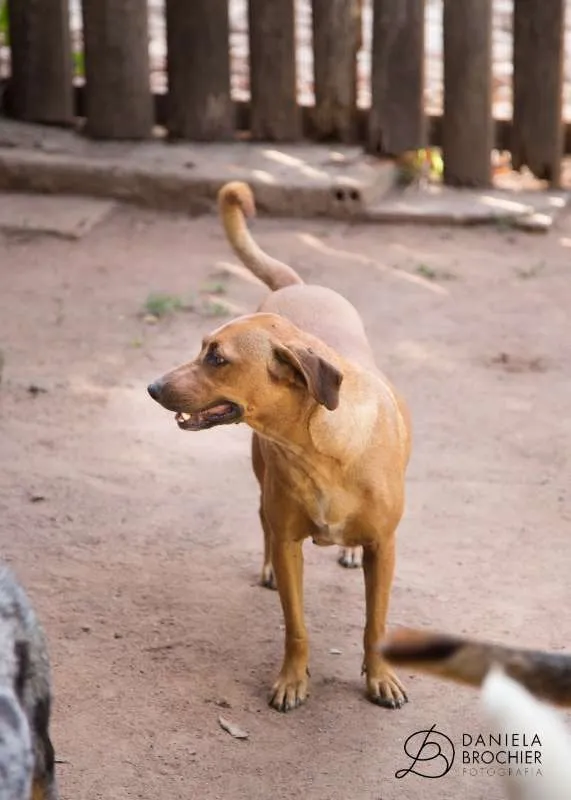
[276,453,360,545]
[309,494,353,546]
[311,521,346,547]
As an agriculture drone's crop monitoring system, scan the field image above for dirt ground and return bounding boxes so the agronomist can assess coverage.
[1,200,570,800]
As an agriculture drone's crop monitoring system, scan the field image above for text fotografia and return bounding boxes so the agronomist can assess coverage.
[462,732,543,778]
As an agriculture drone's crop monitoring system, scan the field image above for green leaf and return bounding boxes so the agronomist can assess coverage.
[0,1,10,46]
[73,50,85,78]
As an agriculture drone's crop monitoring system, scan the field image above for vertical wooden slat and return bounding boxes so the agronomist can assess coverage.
[248,0,300,141]
[512,0,565,186]
[442,0,492,187]
[311,0,361,142]
[6,0,73,124]
[367,0,425,156]
[81,0,153,139]
[165,0,233,140]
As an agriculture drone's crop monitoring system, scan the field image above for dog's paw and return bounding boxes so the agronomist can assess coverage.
[337,547,362,569]
[365,664,408,710]
[260,563,277,590]
[269,667,309,713]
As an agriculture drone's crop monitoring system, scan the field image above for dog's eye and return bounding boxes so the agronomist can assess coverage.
[205,349,228,367]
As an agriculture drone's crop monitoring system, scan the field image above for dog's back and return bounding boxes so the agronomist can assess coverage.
[0,566,57,800]
[217,182,378,371]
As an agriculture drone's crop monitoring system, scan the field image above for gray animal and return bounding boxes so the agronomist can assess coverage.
[0,564,57,800]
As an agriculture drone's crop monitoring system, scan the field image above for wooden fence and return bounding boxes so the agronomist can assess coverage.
[1,0,567,187]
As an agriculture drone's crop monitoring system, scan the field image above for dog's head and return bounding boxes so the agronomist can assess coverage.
[147,313,343,433]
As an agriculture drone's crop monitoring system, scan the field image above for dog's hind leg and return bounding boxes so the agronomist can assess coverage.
[338,547,362,569]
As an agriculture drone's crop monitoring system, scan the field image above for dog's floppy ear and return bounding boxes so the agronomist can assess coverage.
[271,344,343,411]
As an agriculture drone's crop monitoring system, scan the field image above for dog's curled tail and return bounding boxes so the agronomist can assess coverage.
[217,182,304,291]
[381,628,571,708]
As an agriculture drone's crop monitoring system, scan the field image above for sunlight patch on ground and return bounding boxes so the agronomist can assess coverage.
[297,233,450,296]
[262,149,330,181]
[392,340,455,372]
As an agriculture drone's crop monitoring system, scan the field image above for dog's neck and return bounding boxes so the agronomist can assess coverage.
[252,366,383,466]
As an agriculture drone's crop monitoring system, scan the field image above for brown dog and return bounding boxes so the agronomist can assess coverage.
[381,627,571,708]
[148,181,412,711]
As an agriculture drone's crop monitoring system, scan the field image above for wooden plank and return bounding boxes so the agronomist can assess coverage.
[367,0,425,156]
[65,86,571,156]
[165,0,233,140]
[512,0,565,186]
[81,0,153,139]
[248,0,300,141]
[442,0,492,186]
[311,0,361,142]
[6,0,73,124]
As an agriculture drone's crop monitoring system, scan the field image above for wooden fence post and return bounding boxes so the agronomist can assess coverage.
[311,0,361,142]
[81,0,153,139]
[6,0,73,124]
[165,0,233,140]
[512,0,565,186]
[248,0,300,141]
[442,0,492,186]
[367,0,425,156]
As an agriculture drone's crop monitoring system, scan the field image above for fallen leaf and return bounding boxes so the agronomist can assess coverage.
[218,716,249,740]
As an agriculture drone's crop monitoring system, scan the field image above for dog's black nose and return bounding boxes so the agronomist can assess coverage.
[147,380,163,401]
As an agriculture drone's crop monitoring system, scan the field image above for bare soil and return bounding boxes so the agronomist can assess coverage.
[1,203,570,800]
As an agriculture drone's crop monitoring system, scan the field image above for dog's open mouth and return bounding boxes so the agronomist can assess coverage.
[175,401,242,431]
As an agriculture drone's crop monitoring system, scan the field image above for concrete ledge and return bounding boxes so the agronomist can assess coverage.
[0,148,398,219]
[0,121,397,219]
[0,120,569,230]
[0,192,116,239]
[367,184,570,231]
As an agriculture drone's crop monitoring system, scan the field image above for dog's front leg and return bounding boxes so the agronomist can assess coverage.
[362,536,408,709]
[267,523,309,712]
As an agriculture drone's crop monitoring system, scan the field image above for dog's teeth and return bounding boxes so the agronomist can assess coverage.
[180,412,191,421]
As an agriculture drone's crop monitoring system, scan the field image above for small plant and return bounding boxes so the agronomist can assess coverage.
[200,281,227,295]
[142,286,231,323]
[201,300,230,318]
[416,263,437,280]
[396,148,444,186]
[143,292,186,318]
[515,261,545,280]
[415,263,457,282]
